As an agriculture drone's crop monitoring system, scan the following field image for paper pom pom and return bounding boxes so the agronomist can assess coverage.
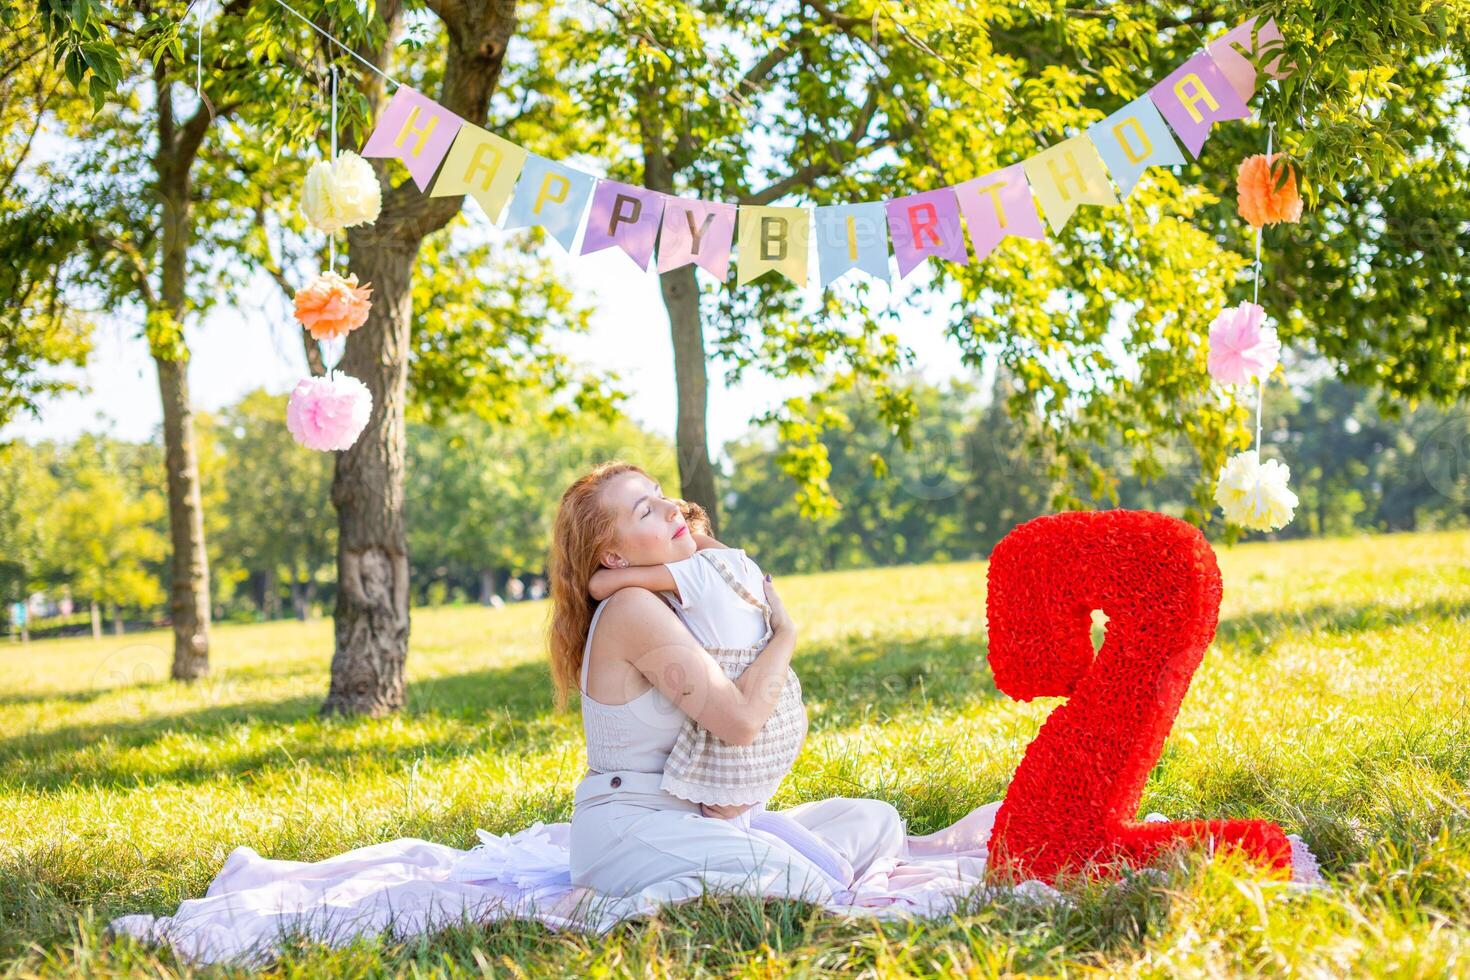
[1236,153,1302,228]
[1214,450,1298,531]
[285,374,372,451]
[1207,302,1280,386]
[985,511,1293,883]
[301,151,382,234]
[293,271,373,341]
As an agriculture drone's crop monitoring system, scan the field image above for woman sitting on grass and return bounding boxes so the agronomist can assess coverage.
[548,460,909,903]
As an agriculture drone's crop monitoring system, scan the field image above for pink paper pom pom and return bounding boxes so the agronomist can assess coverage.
[286,374,372,451]
[1207,302,1281,386]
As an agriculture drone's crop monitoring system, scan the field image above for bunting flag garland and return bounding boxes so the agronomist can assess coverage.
[886,189,969,279]
[502,155,596,251]
[1207,17,1290,101]
[359,86,463,191]
[1148,51,1253,158]
[954,164,1047,261]
[737,206,810,286]
[581,180,666,269]
[341,16,1294,289]
[1087,96,1187,198]
[814,202,890,286]
[657,198,736,280]
[428,122,528,222]
[1021,136,1119,233]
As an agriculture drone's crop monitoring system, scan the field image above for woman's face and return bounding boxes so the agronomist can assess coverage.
[599,472,697,569]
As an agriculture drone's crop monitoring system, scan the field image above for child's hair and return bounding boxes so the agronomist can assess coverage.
[675,498,711,535]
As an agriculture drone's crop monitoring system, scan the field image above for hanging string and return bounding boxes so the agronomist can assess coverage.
[264,0,404,91]
[186,0,214,119]
[1252,120,1275,454]
[323,64,342,377]
[328,64,338,270]
[196,4,204,98]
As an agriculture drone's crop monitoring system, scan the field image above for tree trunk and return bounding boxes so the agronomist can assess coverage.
[659,263,720,534]
[153,76,212,683]
[112,606,124,635]
[291,580,310,620]
[265,567,279,620]
[154,309,211,681]
[90,600,101,640]
[479,568,498,605]
[321,0,517,716]
[322,240,415,717]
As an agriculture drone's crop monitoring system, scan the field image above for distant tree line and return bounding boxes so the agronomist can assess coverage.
[4,365,1465,637]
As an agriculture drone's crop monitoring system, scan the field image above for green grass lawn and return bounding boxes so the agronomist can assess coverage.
[2,530,1468,977]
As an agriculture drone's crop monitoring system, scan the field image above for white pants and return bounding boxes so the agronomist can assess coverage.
[570,770,908,903]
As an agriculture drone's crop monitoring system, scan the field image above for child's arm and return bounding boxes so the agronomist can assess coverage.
[588,564,680,602]
[691,531,729,551]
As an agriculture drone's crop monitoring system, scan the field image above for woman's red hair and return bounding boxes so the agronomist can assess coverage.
[545,460,652,711]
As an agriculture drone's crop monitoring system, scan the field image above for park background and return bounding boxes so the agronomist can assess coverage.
[0,0,1468,974]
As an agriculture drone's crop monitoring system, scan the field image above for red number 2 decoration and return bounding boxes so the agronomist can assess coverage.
[985,510,1292,882]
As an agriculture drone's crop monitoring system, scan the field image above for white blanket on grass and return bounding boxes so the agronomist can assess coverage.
[108,804,1321,966]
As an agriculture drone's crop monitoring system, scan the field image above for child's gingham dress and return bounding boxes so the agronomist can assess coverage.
[659,551,809,807]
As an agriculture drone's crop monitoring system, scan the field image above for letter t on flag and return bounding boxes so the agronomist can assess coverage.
[953,164,1046,262]
[581,180,666,270]
[360,87,464,192]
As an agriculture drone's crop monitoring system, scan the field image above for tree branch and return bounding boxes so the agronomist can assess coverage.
[740,81,883,205]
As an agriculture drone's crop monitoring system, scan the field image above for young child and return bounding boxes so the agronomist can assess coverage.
[587,499,855,893]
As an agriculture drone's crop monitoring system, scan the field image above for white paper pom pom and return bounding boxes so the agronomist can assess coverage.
[1214,450,1298,531]
[301,151,382,234]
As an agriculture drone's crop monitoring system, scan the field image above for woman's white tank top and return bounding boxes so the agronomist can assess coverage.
[580,596,689,774]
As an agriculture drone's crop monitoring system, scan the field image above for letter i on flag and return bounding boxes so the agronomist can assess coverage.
[885,189,968,279]
[360,87,464,192]
[814,203,889,287]
[1020,136,1118,233]
[502,155,596,251]
[581,180,666,269]
[658,199,736,281]
[1087,96,1186,197]
[429,123,528,223]
[953,164,1046,262]
[1148,51,1252,158]
[737,206,810,286]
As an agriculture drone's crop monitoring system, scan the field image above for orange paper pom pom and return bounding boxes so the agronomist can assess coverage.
[293,271,373,341]
[1236,153,1302,228]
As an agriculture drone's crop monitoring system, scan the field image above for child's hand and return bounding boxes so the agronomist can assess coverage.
[588,568,615,601]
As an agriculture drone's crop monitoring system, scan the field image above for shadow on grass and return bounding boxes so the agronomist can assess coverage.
[0,629,998,793]
[0,659,567,792]
[1215,597,1470,656]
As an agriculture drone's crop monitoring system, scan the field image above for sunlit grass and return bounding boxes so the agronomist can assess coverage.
[1,529,1467,976]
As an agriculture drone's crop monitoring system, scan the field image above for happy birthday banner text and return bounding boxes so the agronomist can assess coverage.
[360,18,1288,289]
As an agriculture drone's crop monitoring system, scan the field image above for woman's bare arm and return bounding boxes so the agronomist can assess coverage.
[593,587,794,747]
